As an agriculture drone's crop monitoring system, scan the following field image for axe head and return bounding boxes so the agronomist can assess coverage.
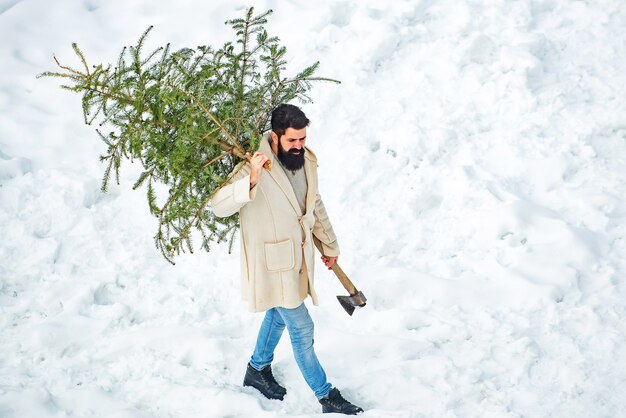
[337,290,367,316]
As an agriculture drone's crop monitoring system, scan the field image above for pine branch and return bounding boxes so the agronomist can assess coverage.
[203,150,233,168]
[71,43,91,77]
[169,83,247,158]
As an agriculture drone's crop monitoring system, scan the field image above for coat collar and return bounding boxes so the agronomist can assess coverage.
[259,132,316,216]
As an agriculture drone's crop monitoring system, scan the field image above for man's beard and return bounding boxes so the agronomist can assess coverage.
[277,140,305,171]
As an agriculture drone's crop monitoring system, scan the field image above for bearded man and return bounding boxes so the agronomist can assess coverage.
[210,104,363,415]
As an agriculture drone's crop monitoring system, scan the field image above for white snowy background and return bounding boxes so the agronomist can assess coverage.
[1,0,625,416]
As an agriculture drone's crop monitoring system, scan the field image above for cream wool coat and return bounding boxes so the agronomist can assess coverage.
[210,133,340,312]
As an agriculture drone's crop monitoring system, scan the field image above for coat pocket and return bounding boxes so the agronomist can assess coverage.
[264,239,295,272]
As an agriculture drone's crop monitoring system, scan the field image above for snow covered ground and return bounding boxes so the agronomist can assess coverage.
[1,0,626,416]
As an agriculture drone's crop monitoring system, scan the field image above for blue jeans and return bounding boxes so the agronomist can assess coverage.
[249,303,333,399]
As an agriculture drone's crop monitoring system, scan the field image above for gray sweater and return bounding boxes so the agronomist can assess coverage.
[277,160,308,213]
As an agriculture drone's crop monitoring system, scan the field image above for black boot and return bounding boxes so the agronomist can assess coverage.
[243,363,287,400]
[319,388,364,415]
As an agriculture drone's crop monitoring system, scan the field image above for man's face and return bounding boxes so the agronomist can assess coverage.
[274,127,306,171]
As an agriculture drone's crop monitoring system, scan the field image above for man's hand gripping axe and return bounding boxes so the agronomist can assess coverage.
[313,236,367,316]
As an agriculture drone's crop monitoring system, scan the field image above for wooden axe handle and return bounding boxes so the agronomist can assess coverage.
[312,236,358,295]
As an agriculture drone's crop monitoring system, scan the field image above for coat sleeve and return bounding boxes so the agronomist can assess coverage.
[210,162,258,218]
[312,193,340,256]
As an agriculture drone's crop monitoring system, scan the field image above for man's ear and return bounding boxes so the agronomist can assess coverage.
[270,131,279,144]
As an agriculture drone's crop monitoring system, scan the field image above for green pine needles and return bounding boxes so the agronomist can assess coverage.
[39,7,339,264]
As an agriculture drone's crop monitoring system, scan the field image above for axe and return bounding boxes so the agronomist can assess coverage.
[313,236,367,316]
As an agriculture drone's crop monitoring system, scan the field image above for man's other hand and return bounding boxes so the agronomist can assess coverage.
[321,255,338,270]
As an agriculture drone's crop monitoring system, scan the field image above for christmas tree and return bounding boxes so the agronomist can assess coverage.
[39,7,339,263]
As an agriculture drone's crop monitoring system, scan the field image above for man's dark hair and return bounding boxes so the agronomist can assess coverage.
[270,104,310,139]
